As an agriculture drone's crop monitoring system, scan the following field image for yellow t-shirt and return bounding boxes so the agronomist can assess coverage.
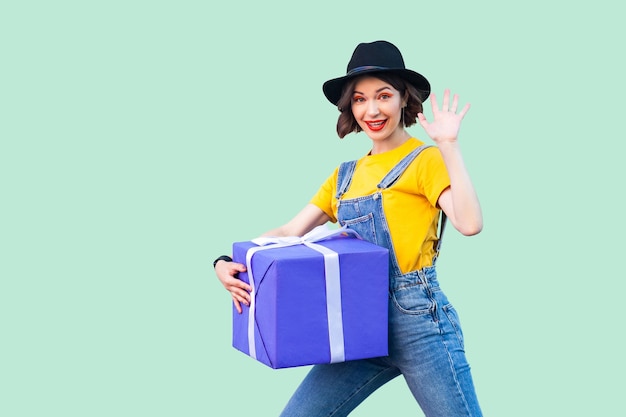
[310,138,450,273]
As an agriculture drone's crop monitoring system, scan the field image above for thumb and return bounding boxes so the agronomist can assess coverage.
[233,263,247,272]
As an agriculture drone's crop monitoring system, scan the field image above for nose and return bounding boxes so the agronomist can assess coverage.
[366,100,380,117]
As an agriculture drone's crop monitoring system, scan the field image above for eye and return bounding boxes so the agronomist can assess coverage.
[352,95,365,103]
[379,93,392,100]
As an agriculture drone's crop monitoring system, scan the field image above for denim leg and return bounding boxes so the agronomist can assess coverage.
[279,357,400,417]
[389,285,483,417]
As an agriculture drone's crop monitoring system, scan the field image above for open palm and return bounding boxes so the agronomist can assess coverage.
[417,89,470,144]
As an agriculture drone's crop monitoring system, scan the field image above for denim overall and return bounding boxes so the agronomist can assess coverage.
[280,145,482,417]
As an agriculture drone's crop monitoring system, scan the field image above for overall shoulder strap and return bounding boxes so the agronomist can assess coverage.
[335,160,357,199]
[377,144,431,189]
[376,143,448,263]
[433,212,447,264]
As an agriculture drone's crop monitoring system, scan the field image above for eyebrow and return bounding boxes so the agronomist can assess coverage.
[352,86,393,95]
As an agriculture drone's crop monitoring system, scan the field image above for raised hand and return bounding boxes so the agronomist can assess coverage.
[417,89,470,145]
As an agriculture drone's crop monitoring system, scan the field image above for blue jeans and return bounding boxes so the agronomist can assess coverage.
[279,267,482,417]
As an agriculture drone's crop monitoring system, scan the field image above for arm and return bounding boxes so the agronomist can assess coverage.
[215,204,331,313]
[261,203,331,237]
[418,89,483,236]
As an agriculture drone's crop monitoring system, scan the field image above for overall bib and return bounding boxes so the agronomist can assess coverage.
[280,145,482,417]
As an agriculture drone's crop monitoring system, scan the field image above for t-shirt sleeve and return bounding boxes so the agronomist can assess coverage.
[309,169,338,223]
[418,147,451,208]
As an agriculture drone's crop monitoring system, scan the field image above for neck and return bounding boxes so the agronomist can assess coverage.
[369,129,411,155]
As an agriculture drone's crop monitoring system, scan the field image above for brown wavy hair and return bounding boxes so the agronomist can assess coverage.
[335,73,426,139]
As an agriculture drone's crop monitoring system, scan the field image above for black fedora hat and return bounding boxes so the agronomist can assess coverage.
[322,40,430,106]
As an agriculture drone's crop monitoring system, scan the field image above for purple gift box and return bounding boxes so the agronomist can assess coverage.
[231,228,389,369]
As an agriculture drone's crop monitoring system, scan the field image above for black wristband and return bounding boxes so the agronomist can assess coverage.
[213,255,233,268]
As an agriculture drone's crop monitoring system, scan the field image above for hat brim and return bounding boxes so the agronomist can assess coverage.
[322,68,431,106]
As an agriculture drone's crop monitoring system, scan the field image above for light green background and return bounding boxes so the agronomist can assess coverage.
[2,1,624,416]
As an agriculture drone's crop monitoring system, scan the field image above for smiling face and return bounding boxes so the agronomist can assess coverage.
[350,76,408,149]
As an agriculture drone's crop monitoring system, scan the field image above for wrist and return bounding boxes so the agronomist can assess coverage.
[213,255,233,268]
[435,139,460,150]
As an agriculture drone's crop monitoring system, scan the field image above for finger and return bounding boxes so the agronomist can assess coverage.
[232,263,247,272]
[450,93,459,113]
[233,290,250,306]
[232,297,243,314]
[441,89,450,112]
[417,112,429,128]
[458,102,471,119]
[226,280,251,298]
[221,276,252,296]
[233,286,252,303]
[429,93,438,113]
[232,278,252,293]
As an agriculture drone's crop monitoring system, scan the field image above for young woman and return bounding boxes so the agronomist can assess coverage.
[214,40,483,416]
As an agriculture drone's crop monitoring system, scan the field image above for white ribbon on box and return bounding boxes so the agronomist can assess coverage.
[245,225,361,364]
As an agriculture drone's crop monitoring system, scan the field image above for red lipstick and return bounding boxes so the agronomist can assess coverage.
[365,120,386,131]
